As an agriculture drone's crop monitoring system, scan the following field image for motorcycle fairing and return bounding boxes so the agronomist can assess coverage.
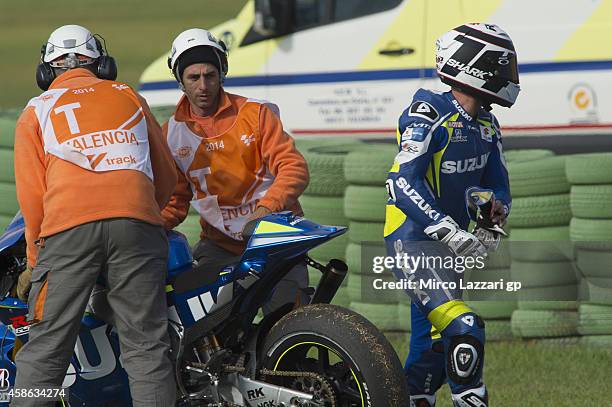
[167,212,346,330]
[0,212,25,255]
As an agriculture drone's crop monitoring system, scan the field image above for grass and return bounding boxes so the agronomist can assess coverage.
[0,0,247,109]
[388,335,612,406]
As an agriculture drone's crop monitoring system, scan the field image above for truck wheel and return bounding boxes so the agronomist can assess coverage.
[260,304,409,406]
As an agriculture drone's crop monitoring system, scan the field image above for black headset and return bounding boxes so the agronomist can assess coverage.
[36,35,118,91]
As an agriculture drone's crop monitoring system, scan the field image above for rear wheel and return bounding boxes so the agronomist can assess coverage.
[260,304,409,406]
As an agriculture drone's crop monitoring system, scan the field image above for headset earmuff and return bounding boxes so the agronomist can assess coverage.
[94,35,117,81]
[169,57,181,84]
[36,43,55,91]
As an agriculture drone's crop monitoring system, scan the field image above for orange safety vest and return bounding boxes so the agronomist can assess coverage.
[27,82,153,179]
[166,99,280,240]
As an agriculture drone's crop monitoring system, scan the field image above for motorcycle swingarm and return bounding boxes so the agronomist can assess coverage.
[218,373,319,406]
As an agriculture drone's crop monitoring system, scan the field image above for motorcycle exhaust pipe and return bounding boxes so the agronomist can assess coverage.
[311,259,348,304]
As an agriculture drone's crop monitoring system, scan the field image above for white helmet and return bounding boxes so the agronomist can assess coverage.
[436,23,520,108]
[167,28,228,81]
[43,25,101,64]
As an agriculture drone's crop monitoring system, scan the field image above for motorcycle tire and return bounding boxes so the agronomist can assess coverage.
[260,303,409,406]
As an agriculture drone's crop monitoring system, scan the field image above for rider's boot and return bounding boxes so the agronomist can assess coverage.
[451,384,488,407]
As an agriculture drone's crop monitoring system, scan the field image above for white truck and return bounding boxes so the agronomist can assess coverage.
[139,0,612,138]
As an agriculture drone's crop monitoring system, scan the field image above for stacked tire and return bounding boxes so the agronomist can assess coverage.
[342,144,411,334]
[464,240,515,341]
[464,150,556,341]
[297,140,364,307]
[175,209,202,246]
[0,115,18,231]
[149,106,176,125]
[566,153,612,347]
[507,154,579,339]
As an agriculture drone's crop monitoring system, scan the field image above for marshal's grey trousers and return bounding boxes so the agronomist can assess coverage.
[12,219,175,407]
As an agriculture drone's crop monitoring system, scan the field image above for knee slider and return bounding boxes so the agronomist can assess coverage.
[446,333,484,385]
[445,313,485,386]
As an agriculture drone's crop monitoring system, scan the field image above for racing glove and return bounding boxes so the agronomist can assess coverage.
[491,199,509,227]
[424,216,487,258]
[472,199,509,251]
[241,205,273,238]
[247,205,272,222]
[472,227,501,251]
[17,265,33,301]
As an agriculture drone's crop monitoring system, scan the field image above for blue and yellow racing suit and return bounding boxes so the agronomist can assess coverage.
[384,89,511,406]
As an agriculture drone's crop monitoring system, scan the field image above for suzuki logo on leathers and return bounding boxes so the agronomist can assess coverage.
[441,153,490,174]
[395,177,441,221]
[451,99,473,121]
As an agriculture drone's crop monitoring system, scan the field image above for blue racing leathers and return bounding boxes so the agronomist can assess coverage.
[384,89,511,406]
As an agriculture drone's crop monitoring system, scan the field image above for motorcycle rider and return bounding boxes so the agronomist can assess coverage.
[384,23,518,406]
[12,25,176,406]
[162,29,310,314]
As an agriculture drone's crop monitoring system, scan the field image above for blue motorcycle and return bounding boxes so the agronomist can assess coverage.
[0,212,408,406]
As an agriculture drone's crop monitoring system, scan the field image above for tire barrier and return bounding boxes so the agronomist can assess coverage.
[568,153,612,346]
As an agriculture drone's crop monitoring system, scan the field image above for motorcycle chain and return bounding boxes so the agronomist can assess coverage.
[219,366,336,407]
